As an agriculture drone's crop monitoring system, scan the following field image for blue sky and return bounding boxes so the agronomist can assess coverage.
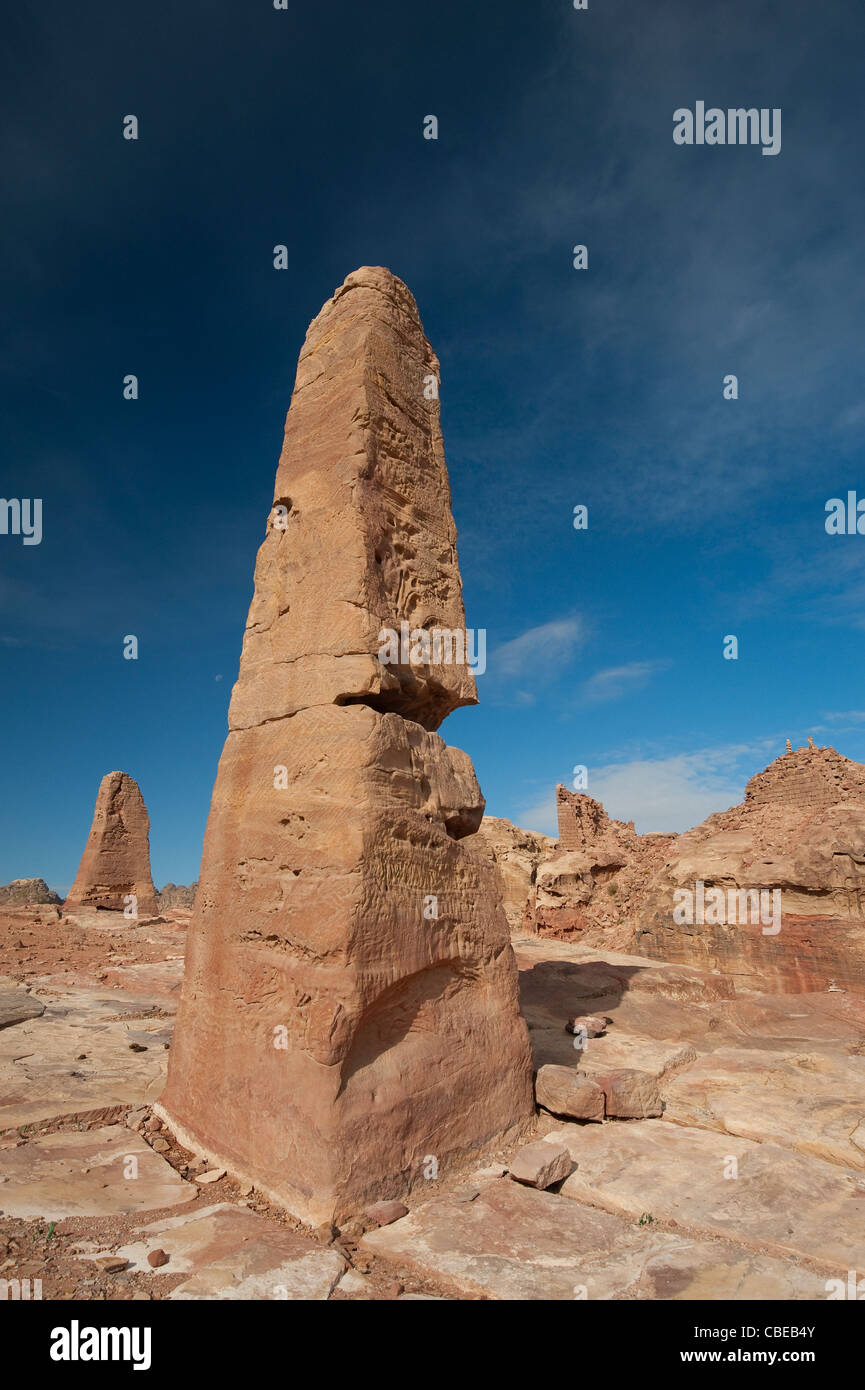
[2,0,865,891]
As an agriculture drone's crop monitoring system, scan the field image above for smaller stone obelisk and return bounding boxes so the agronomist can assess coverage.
[65,771,158,917]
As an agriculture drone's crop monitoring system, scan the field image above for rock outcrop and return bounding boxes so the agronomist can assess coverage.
[634,745,865,993]
[157,883,198,911]
[64,772,158,918]
[524,786,674,948]
[158,267,534,1224]
[0,878,61,906]
[474,816,555,930]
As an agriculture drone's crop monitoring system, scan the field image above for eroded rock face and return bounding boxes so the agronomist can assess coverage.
[474,816,555,930]
[0,878,61,906]
[227,266,477,735]
[634,746,865,993]
[64,772,158,918]
[159,267,534,1225]
[525,786,674,948]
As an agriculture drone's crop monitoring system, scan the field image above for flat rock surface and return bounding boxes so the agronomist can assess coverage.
[515,938,735,1060]
[0,1124,195,1219]
[361,1177,828,1300]
[362,1177,682,1299]
[536,1025,697,1080]
[637,1240,831,1300]
[554,1120,865,1272]
[663,1046,865,1170]
[170,1236,345,1300]
[0,987,45,1029]
[0,987,171,1129]
[85,1200,344,1300]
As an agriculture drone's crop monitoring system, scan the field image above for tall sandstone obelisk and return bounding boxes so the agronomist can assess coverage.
[65,771,158,917]
[158,267,534,1223]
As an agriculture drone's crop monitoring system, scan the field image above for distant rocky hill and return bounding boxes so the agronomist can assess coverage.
[157,882,198,910]
[0,878,61,905]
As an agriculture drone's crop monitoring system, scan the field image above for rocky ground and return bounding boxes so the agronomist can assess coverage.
[2,902,863,1300]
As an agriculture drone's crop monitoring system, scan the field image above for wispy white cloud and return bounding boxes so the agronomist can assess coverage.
[516,738,783,838]
[516,790,559,839]
[578,660,665,706]
[589,750,749,833]
[489,615,584,681]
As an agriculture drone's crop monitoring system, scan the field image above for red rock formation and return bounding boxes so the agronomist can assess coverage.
[64,772,158,917]
[634,746,865,993]
[525,786,674,948]
[158,267,534,1224]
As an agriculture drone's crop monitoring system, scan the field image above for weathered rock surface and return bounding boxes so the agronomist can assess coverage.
[159,267,534,1225]
[0,878,61,905]
[525,786,675,947]
[634,745,865,993]
[474,816,555,930]
[590,1067,663,1118]
[64,772,158,917]
[0,987,172,1129]
[87,1203,345,1300]
[663,1046,865,1171]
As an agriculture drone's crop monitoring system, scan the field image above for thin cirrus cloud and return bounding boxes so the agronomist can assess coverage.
[489,616,584,683]
[578,660,666,706]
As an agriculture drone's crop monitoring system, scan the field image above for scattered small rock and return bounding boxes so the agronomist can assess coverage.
[337,1269,370,1296]
[365,1200,408,1227]
[565,1014,609,1038]
[509,1140,573,1190]
[195,1168,226,1184]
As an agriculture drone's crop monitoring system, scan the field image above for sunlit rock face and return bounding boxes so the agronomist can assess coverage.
[159,268,534,1224]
